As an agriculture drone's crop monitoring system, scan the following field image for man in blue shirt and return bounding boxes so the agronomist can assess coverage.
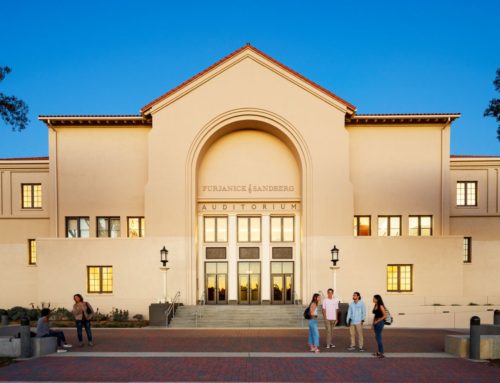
[36,308,72,352]
[346,291,366,352]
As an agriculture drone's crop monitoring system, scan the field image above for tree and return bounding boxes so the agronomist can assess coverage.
[484,68,500,141]
[0,66,29,131]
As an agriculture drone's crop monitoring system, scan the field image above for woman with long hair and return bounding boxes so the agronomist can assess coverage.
[307,293,321,352]
[72,293,94,347]
[372,294,387,358]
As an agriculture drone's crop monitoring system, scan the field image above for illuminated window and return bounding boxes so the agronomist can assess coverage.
[66,217,90,238]
[354,216,371,236]
[238,216,261,242]
[408,216,432,236]
[387,264,413,292]
[127,217,145,238]
[87,266,113,293]
[463,237,472,263]
[270,216,294,242]
[456,181,477,206]
[28,239,36,265]
[204,217,228,242]
[97,217,121,238]
[21,184,42,209]
[378,216,401,236]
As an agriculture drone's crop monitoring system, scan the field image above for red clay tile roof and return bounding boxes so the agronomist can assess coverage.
[141,44,356,114]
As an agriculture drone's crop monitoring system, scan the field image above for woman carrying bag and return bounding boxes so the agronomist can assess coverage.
[372,294,387,358]
[72,293,94,347]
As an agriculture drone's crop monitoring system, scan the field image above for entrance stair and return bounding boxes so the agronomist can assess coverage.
[169,305,308,328]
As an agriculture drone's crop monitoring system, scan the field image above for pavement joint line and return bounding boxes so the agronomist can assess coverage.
[48,351,457,358]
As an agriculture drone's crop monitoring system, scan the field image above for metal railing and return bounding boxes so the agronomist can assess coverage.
[194,292,205,327]
[165,291,181,327]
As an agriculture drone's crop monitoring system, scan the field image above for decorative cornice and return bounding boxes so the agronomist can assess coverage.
[346,113,461,125]
[38,115,152,127]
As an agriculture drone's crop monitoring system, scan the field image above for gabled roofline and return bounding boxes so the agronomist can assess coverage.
[140,44,356,114]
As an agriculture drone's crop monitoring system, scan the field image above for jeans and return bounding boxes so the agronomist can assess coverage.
[374,320,385,353]
[308,319,319,347]
[76,320,93,342]
[43,330,66,347]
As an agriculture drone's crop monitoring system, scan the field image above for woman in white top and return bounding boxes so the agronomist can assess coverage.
[308,293,321,352]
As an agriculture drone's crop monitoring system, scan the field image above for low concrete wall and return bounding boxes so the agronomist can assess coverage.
[0,336,20,357]
[445,334,500,359]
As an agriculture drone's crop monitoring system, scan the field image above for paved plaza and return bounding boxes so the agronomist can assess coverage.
[0,328,499,382]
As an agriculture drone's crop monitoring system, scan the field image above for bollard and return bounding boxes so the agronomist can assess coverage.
[469,316,481,360]
[0,314,8,326]
[20,317,32,358]
[494,310,500,326]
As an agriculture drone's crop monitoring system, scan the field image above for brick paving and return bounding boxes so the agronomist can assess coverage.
[0,328,498,382]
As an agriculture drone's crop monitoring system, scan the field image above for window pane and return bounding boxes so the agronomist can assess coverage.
[217,262,228,274]
[128,218,139,238]
[217,217,227,242]
[282,262,293,274]
[421,216,432,236]
[467,182,476,206]
[271,262,282,274]
[359,217,370,236]
[88,267,101,293]
[101,267,113,293]
[456,182,465,206]
[400,265,412,291]
[238,217,249,242]
[282,217,294,241]
[206,263,217,273]
[22,185,32,208]
[408,217,419,236]
[378,217,388,236]
[33,185,42,208]
[387,265,398,291]
[238,262,249,273]
[28,239,36,265]
[110,218,121,238]
[250,217,261,242]
[249,262,260,273]
[463,237,471,263]
[97,218,109,238]
[80,218,90,238]
[140,218,145,237]
[390,217,401,236]
[204,218,215,242]
[67,219,78,238]
[353,217,358,236]
[271,217,281,242]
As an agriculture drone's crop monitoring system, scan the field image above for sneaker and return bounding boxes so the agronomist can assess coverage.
[330,344,336,348]
[56,349,67,353]
[347,346,356,351]
[79,342,84,347]
[63,344,72,348]
[358,348,365,352]
[88,341,94,346]
[325,344,331,349]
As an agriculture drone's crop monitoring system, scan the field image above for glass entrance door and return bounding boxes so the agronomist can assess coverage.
[205,262,228,304]
[238,262,261,304]
[271,262,294,304]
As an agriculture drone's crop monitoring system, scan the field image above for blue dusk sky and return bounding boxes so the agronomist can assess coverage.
[1,0,499,158]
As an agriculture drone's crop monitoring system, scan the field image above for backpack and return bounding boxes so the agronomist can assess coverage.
[85,302,94,319]
[303,306,311,320]
[384,308,393,325]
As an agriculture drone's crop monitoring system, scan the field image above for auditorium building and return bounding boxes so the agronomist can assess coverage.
[1,45,499,327]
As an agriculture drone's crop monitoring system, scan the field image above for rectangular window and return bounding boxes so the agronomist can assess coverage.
[204,216,228,243]
[237,216,261,242]
[127,217,145,238]
[463,237,472,263]
[354,216,371,236]
[456,181,477,206]
[387,264,413,292]
[87,266,113,293]
[28,239,36,265]
[66,217,90,238]
[21,184,42,209]
[97,217,121,238]
[270,216,294,242]
[408,215,432,236]
[378,216,401,236]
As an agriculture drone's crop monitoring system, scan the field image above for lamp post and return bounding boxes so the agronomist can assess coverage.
[330,245,340,292]
[160,246,169,303]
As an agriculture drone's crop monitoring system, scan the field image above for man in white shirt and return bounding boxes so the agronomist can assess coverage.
[322,288,339,348]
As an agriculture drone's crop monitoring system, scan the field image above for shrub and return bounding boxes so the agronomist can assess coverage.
[0,308,7,316]
[133,314,144,321]
[8,306,28,320]
[111,308,129,321]
[50,307,74,321]
[92,308,109,321]
[468,302,479,306]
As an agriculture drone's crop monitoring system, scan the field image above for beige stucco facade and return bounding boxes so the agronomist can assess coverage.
[1,45,499,327]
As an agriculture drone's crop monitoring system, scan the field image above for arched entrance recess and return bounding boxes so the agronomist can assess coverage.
[186,108,312,305]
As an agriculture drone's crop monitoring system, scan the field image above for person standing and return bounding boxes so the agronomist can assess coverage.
[322,288,339,348]
[372,294,387,358]
[346,291,366,352]
[72,294,94,347]
[36,308,72,352]
[307,293,321,353]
